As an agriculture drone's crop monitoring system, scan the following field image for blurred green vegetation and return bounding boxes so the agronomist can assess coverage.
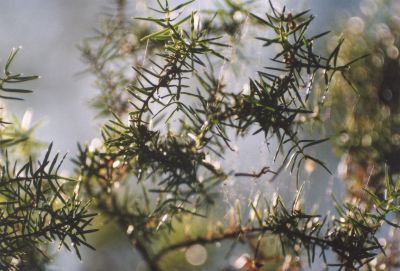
[324,0,400,203]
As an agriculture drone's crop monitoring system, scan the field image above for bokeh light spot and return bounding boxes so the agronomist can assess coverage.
[185,244,207,266]
[347,17,365,35]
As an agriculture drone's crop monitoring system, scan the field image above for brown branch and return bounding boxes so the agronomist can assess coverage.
[134,239,162,271]
[116,0,126,25]
[235,166,276,179]
[152,227,266,263]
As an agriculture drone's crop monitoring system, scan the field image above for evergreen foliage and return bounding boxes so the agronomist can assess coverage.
[1,1,400,270]
[0,49,96,270]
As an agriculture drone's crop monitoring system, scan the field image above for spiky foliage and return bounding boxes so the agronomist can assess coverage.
[0,0,389,270]
[71,1,400,270]
[0,49,96,270]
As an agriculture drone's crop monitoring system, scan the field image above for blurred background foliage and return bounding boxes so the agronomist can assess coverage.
[325,0,400,203]
[2,0,400,270]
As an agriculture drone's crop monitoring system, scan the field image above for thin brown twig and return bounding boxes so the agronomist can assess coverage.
[235,166,276,179]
